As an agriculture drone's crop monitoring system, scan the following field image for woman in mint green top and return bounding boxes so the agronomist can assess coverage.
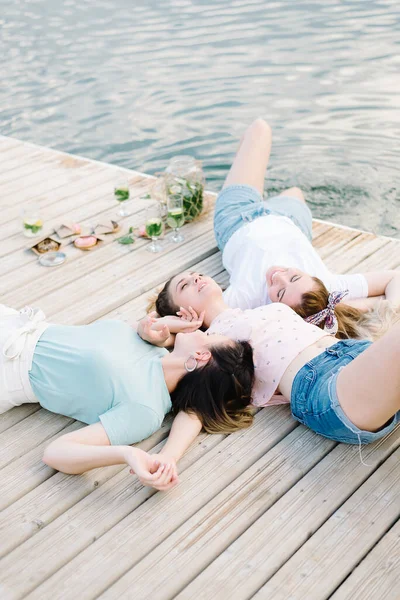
[30,320,172,446]
[1,307,254,490]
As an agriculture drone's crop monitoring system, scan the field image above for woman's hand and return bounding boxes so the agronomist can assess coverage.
[176,306,204,324]
[151,310,205,333]
[137,311,204,347]
[126,447,178,491]
[137,314,171,346]
[147,452,179,488]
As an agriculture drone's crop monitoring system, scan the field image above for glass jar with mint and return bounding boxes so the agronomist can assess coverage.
[164,156,206,223]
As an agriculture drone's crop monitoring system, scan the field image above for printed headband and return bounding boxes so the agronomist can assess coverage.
[304,290,349,335]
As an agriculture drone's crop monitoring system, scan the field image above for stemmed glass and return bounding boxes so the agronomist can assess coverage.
[151,175,168,222]
[145,203,164,253]
[167,194,185,243]
[114,178,130,217]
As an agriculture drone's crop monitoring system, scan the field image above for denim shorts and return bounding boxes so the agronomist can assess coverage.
[214,184,313,251]
[291,339,400,445]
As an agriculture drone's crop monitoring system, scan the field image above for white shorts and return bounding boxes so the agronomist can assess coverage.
[0,304,49,414]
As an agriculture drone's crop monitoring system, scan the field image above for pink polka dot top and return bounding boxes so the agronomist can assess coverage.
[207,303,329,407]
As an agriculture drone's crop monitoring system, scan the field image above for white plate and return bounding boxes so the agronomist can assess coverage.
[38,251,66,267]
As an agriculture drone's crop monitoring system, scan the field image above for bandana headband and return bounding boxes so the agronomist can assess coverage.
[304,290,349,335]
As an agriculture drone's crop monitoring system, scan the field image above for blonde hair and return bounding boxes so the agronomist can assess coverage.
[353,301,400,341]
[146,288,162,314]
[197,405,255,435]
[296,277,400,341]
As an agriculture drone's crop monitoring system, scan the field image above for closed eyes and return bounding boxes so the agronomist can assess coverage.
[278,276,301,301]
[181,273,204,291]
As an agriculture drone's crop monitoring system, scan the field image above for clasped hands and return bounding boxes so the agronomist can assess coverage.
[125,447,179,492]
[137,307,205,346]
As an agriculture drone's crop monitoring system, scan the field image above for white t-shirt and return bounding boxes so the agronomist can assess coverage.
[222,214,368,310]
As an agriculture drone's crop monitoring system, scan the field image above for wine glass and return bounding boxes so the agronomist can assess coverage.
[151,176,168,222]
[145,203,164,253]
[167,194,185,243]
[114,178,130,217]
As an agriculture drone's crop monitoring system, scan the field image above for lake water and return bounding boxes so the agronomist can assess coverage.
[1,0,399,237]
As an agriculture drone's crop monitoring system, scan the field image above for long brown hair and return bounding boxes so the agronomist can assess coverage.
[296,277,400,340]
[171,340,256,434]
[155,277,179,317]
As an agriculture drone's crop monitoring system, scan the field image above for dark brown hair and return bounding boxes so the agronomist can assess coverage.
[155,277,179,317]
[171,340,255,434]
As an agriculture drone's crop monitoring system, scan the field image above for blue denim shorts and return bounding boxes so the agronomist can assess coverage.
[291,339,400,445]
[214,184,313,251]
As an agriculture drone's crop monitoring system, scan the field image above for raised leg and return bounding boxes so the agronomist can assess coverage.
[336,321,400,431]
[278,186,306,204]
[223,118,272,195]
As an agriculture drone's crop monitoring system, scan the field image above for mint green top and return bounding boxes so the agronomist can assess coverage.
[29,320,171,445]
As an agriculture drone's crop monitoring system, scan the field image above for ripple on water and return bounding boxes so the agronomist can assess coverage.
[1,0,399,237]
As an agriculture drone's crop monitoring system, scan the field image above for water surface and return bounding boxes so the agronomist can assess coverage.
[1,0,399,236]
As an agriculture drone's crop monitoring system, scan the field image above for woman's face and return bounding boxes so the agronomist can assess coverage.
[173,328,231,357]
[266,266,317,307]
[169,271,223,314]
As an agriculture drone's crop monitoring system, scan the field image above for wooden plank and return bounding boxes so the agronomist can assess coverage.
[0,416,176,556]
[174,427,400,600]
[312,218,400,242]
[0,164,122,234]
[324,233,390,273]
[0,148,73,187]
[331,518,400,600]
[0,137,23,154]
[0,136,154,182]
[0,410,72,470]
[0,414,173,515]
[313,226,361,260]
[0,148,54,181]
[1,409,292,599]
[0,163,114,231]
[253,446,400,600]
[35,226,217,326]
[0,136,399,600]
[0,189,155,300]
[0,421,82,512]
[0,173,151,259]
[0,155,96,208]
[311,221,334,241]
[0,162,150,234]
[1,428,227,599]
[0,404,40,434]
[0,187,153,292]
[348,240,400,272]
[98,427,335,600]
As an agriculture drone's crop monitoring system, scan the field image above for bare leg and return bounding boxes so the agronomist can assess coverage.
[278,186,306,204]
[223,118,272,195]
[336,321,400,431]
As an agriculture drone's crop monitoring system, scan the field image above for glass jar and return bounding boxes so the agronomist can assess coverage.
[22,203,43,237]
[165,156,206,223]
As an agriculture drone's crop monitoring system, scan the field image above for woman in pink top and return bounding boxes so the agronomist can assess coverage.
[142,269,400,488]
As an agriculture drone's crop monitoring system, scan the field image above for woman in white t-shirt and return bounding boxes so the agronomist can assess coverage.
[214,119,400,338]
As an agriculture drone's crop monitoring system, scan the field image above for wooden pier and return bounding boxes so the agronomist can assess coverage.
[0,136,399,600]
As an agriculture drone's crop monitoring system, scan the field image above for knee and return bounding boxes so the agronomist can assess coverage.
[280,186,305,203]
[247,118,272,141]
